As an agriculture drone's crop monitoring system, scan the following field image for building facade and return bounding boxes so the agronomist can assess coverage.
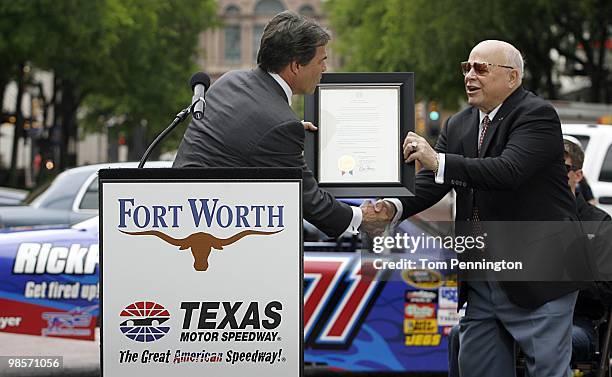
[199,0,337,80]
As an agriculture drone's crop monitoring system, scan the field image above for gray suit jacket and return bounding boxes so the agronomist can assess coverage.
[173,68,353,237]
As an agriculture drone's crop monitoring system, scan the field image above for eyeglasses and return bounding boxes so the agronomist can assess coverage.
[461,61,514,76]
[565,164,579,173]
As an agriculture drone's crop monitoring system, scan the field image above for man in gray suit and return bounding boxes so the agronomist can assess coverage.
[174,11,383,238]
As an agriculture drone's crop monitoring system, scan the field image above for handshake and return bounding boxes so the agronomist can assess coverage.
[359,200,397,236]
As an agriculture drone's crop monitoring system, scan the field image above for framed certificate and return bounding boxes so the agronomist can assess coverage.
[304,72,415,197]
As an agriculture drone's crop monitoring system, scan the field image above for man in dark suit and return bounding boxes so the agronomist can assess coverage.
[445,138,611,377]
[374,40,580,376]
[174,11,381,238]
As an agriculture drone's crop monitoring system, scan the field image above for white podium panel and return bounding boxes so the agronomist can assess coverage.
[101,179,302,377]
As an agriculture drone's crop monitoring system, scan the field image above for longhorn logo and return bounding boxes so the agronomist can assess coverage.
[120,229,283,271]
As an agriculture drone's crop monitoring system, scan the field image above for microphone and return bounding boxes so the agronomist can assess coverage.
[190,72,211,120]
[138,72,211,168]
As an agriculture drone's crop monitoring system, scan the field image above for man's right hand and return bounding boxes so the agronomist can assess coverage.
[359,200,396,236]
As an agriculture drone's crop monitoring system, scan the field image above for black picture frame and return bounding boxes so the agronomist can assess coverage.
[304,72,415,197]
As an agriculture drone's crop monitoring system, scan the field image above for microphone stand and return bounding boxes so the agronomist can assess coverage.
[137,98,205,168]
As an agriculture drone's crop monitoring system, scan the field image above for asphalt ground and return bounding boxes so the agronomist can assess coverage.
[0,331,99,376]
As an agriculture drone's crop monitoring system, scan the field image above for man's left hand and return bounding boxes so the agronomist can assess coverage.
[302,121,318,132]
[403,132,438,171]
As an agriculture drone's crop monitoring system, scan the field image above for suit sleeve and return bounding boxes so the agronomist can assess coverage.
[399,118,452,221]
[249,120,353,238]
[444,103,561,191]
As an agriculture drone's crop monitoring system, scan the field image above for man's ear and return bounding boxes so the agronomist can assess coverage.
[289,61,300,75]
[575,169,584,183]
[509,69,519,88]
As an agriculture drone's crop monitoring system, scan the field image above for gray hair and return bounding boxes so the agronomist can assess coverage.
[505,47,524,80]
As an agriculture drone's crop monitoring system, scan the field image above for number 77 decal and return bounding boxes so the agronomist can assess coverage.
[304,256,350,340]
[304,255,383,346]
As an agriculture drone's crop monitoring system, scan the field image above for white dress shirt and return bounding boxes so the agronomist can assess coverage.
[268,72,293,106]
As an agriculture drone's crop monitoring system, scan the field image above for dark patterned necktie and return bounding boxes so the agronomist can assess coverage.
[471,115,491,239]
[478,115,491,151]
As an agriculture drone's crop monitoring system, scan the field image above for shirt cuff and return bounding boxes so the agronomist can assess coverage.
[346,206,363,235]
[384,198,403,226]
[435,153,445,184]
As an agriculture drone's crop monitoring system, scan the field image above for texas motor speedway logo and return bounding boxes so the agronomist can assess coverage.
[119,301,170,342]
[117,299,285,366]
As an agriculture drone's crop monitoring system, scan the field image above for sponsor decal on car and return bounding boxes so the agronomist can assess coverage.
[405,289,437,303]
[404,303,436,319]
[0,316,22,330]
[437,308,460,327]
[42,306,95,337]
[21,281,99,301]
[12,243,99,275]
[438,287,458,308]
[405,333,442,347]
[401,269,443,289]
[404,319,438,334]
[443,274,458,287]
[304,256,383,347]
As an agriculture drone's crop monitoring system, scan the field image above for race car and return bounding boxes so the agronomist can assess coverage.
[0,214,459,374]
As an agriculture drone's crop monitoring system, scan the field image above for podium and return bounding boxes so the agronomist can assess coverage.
[99,167,303,377]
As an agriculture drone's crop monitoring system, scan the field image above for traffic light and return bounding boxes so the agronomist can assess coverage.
[426,101,441,138]
[429,101,440,122]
